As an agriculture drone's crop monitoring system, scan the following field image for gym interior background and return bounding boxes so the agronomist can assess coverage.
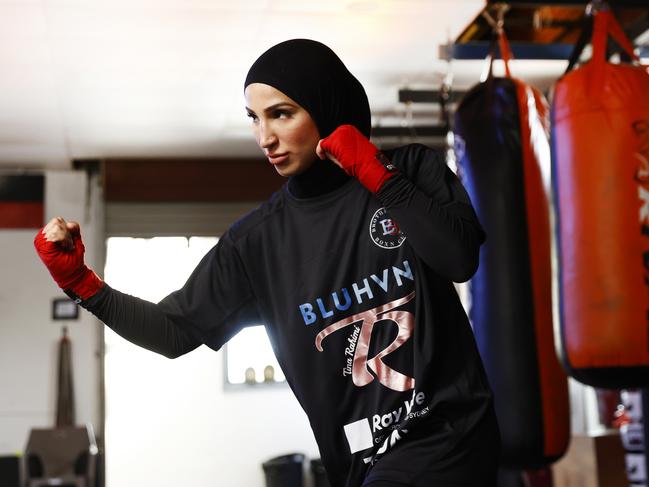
[1,1,648,486]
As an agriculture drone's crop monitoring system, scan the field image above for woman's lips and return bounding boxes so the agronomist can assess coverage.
[267,153,288,165]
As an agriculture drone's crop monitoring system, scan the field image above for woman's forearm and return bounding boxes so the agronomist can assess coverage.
[82,284,202,359]
[377,173,485,283]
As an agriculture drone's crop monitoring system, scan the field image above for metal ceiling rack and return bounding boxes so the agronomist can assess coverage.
[445,0,648,60]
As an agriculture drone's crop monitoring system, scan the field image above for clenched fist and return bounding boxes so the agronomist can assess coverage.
[316,124,396,193]
[34,217,104,302]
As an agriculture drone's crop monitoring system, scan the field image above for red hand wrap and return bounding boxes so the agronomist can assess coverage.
[320,125,396,193]
[34,226,104,301]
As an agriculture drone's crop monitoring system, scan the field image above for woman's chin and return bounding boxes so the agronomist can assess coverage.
[272,164,293,178]
[273,159,316,178]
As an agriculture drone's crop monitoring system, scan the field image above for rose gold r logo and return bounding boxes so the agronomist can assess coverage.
[315,292,415,392]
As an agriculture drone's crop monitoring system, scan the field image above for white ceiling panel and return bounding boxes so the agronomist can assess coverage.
[0,0,573,168]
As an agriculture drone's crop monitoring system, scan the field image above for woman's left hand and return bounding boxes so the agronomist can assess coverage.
[315,141,340,167]
[316,124,396,194]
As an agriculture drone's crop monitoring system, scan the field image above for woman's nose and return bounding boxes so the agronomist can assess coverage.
[259,125,277,149]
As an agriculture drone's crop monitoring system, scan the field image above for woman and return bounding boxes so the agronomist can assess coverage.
[35,39,499,487]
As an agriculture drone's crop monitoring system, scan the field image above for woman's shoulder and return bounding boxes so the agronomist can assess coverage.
[227,187,287,243]
[382,143,445,177]
[383,142,441,161]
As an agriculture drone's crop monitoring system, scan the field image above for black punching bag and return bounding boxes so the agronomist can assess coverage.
[455,31,569,468]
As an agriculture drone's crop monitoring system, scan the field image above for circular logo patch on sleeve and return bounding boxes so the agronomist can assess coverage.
[369,208,406,249]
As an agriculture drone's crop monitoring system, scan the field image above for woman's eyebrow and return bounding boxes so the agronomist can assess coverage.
[246,102,296,115]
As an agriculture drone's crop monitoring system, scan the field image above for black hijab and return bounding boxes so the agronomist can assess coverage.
[244,39,371,198]
[245,39,370,139]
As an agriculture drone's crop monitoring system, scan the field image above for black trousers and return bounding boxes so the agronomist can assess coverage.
[361,407,500,487]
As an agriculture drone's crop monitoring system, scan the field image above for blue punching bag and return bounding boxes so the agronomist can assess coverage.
[455,31,569,468]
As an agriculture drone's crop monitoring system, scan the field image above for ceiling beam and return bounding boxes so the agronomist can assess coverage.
[440,41,574,60]
[398,90,466,104]
[439,41,647,60]
[371,126,447,138]
[486,0,648,5]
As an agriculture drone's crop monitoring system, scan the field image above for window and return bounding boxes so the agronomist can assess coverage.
[226,326,285,385]
[103,236,298,487]
[104,235,284,388]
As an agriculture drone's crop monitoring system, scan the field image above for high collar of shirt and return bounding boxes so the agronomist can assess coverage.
[287,159,350,199]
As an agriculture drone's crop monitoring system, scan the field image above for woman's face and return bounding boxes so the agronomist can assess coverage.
[245,83,321,177]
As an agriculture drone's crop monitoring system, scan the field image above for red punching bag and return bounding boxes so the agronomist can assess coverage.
[552,8,649,388]
[456,30,570,468]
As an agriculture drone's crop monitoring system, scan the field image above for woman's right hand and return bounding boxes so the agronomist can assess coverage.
[317,124,396,194]
[34,217,104,301]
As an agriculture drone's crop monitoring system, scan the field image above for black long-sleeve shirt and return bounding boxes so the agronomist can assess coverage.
[82,144,495,487]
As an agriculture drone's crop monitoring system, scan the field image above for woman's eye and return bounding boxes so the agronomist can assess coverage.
[273,110,290,119]
[246,112,258,122]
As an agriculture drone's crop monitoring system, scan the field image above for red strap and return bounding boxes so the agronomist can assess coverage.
[498,30,513,79]
[592,10,639,64]
[602,10,640,62]
[590,10,640,96]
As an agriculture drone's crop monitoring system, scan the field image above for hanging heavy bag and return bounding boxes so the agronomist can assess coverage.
[552,8,649,388]
[455,30,569,468]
